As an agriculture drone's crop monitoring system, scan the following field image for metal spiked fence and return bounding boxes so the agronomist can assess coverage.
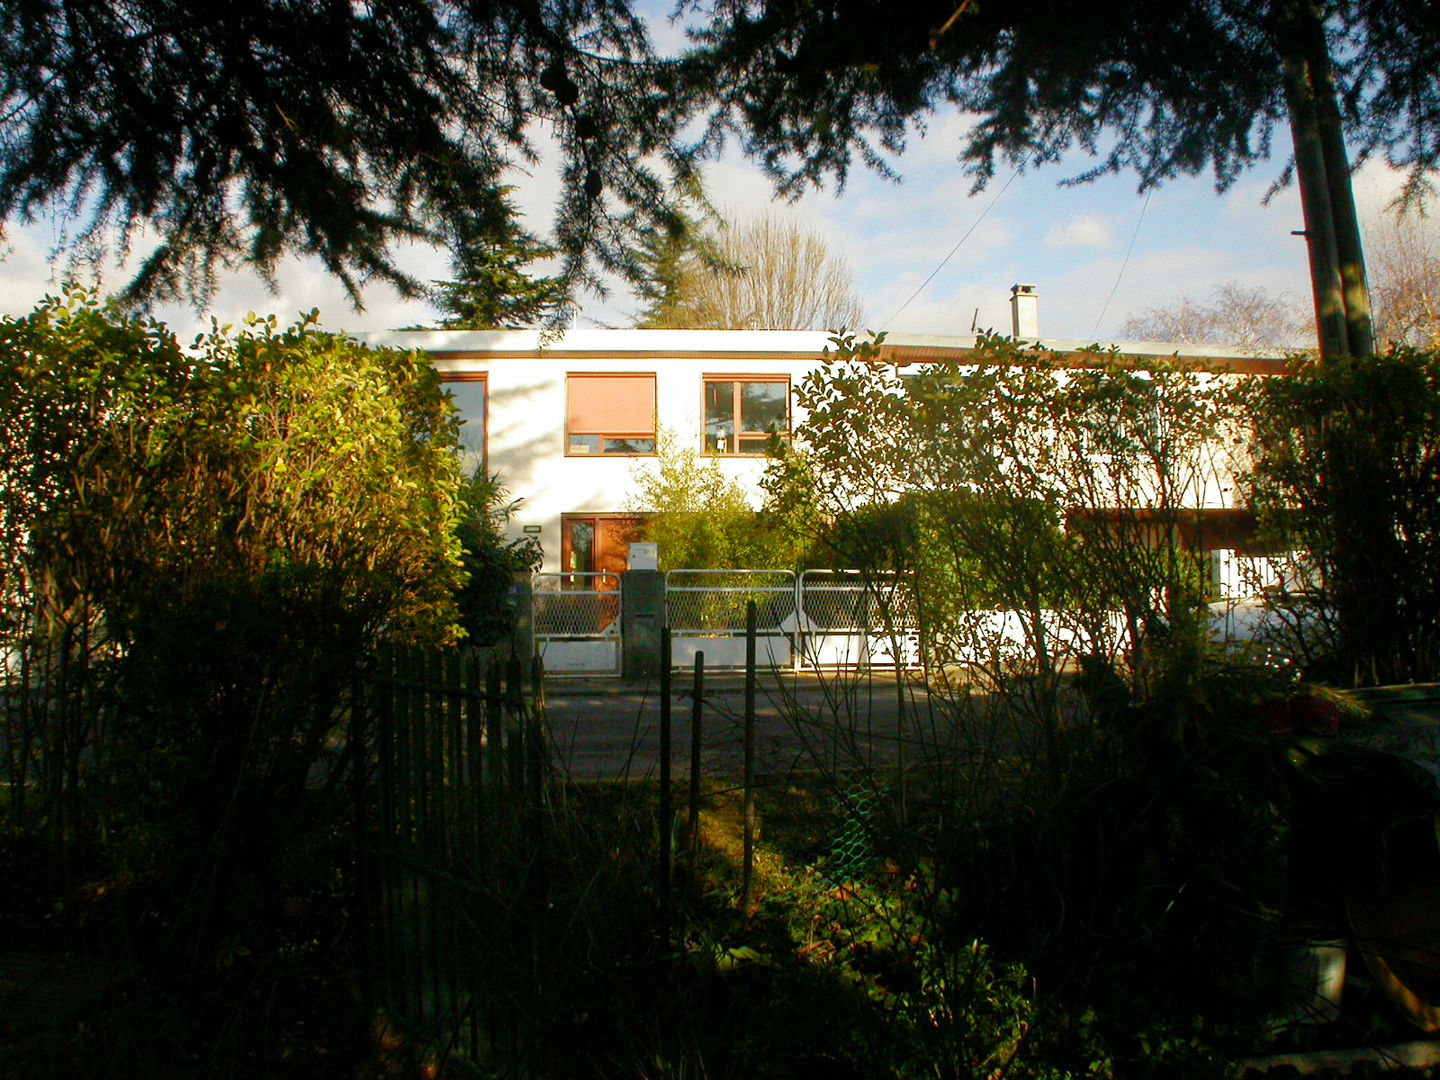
[358,645,548,1071]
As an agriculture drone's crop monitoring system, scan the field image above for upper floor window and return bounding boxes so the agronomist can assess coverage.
[443,375,486,476]
[704,377,789,455]
[567,374,657,455]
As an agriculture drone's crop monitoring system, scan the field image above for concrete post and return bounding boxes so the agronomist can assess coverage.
[621,569,664,680]
[506,571,534,660]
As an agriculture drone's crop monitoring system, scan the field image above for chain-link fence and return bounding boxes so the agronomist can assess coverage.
[528,569,925,673]
[797,570,918,632]
[532,573,621,638]
[664,570,797,633]
[796,570,920,669]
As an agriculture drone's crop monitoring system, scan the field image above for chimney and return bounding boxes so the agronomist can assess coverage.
[1010,283,1039,340]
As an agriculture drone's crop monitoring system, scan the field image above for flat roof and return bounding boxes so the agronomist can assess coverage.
[359,328,1291,374]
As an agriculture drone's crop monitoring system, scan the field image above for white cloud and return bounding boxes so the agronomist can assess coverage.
[1044,215,1113,250]
[1351,158,1437,221]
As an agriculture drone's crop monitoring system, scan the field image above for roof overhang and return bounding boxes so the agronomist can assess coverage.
[359,328,1293,375]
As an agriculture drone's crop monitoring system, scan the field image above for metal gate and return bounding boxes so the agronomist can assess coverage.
[665,569,797,669]
[795,570,920,669]
[530,569,922,675]
[532,572,621,674]
[360,645,548,1071]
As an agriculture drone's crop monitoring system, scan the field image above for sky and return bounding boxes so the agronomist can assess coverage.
[0,65,1415,348]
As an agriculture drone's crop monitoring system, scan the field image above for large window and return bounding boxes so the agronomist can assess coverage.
[703,377,789,455]
[443,375,486,475]
[567,374,657,455]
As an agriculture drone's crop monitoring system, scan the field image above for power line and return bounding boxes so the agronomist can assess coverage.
[882,162,1027,329]
[1092,188,1151,340]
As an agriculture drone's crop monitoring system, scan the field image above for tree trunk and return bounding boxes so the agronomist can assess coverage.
[1301,2,1374,358]
[1279,0,1375,360]
[1283,49,1348,360]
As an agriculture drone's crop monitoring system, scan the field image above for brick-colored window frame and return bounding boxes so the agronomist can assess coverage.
[566,374,657,456]
[442,374,487,473]
[702,376,790,456]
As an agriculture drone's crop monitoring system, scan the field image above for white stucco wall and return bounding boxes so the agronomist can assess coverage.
[364,329,842,572]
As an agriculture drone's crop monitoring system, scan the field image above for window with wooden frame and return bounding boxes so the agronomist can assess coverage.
[442,374,487,474]
[566,374,657,455]
[703,376,790,455]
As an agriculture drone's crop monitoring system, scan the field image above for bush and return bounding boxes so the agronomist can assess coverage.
[1245,347,1440,684]
[628,427,809,570]
[0,289,467,945]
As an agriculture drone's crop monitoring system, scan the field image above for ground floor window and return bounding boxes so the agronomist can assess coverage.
[703,377,789,455]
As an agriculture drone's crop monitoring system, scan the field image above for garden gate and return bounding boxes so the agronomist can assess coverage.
[794,570,920,669]
[531,571,621,674]
[661,569,920,671]
[665,569,798,669]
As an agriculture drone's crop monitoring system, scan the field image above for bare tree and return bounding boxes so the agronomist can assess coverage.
[1118,282,1316,352]
[640,212,866,331]
[1365,208,1440,350]
[1119,210,1440,355]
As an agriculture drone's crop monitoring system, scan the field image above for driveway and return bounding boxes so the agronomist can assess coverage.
[541,667,938,781]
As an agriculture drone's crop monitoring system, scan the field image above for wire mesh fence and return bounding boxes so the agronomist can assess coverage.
[664,570,797,633]
[797,570,919,632]
[532,572,621,638]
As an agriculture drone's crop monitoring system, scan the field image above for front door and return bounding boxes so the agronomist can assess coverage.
[560,514,644,584]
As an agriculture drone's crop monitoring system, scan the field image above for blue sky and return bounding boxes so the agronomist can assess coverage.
[0,63,1411,346]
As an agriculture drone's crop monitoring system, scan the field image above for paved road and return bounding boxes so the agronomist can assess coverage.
[541,668,938,781]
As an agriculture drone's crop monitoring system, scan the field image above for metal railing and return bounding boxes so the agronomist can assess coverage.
[360,646,547,1072]
[796,570,918,632]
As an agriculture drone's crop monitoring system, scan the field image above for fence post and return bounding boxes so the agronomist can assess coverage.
[351,655,375,1009]
[528,653,546,809]
[486,661,503,789]
[620,568,665,679]
[505,653,525,799]
[659,629,672,908]
[741,601,757,915]
[400,648,424,1024]
[375,647,398,1011]
[687,651,704,875]
[509,570,535,661]
[794,572,804,672]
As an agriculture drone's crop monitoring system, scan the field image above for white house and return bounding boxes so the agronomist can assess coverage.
[365,299,1285,582]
